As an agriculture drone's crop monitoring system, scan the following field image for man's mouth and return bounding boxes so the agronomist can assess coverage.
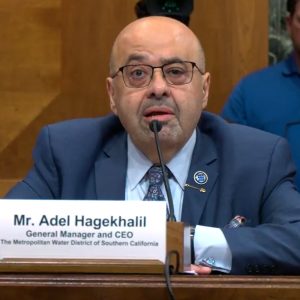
[143,107,174,122]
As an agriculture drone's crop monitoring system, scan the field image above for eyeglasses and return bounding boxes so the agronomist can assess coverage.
[111,61,204,88]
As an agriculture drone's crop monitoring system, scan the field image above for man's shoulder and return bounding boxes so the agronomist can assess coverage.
[46,114,123,138]
[48,114,120,130]
[37,114,125,152]
[201,112,282,144]
[225,59,289,106]
[240,63,283,85]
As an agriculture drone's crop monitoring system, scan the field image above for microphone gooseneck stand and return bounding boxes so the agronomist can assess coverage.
[149,120,179,300]
[149,120,176,222]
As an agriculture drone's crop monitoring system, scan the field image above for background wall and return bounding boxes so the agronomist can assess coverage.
[269,0,292,64]
[0,0,268,194]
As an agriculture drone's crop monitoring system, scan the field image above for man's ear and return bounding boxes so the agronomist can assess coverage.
[201,72,210,109]
[106,77,117,115]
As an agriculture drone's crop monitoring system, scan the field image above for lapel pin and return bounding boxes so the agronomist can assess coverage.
[193,170,208,185]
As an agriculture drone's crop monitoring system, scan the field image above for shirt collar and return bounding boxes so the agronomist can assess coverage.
[127,130,197,191]
[282,52,300,76]
[127,137,152,192]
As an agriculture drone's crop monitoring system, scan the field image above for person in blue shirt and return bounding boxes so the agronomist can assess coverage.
[221,0,300,189]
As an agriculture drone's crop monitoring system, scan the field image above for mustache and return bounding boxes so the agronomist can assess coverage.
[140,99,177,114]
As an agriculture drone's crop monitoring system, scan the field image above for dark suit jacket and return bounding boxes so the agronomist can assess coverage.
[5,112,300,275]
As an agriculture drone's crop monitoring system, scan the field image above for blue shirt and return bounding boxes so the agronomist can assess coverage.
[221,53,300,189]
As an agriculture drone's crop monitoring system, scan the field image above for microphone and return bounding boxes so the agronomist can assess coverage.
[149,120,176,222]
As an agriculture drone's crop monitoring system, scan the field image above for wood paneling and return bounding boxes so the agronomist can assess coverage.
[191,0,269,113]
[0,0,268,181]
[0,179,20,197]
[0,0,60,173]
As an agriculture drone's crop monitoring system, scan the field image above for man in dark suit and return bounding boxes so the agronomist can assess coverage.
[5,16,300,275]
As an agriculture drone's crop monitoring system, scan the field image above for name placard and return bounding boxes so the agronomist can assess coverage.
[0,200,166,262]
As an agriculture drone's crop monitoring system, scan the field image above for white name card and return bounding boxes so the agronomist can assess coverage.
[0,200,166,262]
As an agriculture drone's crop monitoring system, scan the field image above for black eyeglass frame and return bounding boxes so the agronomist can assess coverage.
[110,61,204,88]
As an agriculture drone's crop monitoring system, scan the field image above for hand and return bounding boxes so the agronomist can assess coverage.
[191,264,212,275]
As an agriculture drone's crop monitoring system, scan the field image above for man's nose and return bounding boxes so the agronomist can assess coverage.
[146,69,170,99]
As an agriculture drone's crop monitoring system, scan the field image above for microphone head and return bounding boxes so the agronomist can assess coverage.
[149,120,162,133]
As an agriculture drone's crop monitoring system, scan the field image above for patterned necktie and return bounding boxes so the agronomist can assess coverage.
[143,165,165,201]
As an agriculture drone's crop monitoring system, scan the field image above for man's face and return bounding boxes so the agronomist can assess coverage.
[287,2,300,54]
[106,17,210,160]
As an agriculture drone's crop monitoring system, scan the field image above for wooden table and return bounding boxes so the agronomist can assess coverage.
[0,273,299,300]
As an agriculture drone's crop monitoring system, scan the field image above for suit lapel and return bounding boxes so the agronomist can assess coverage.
[93,114,219,213]
[181,129,218,225]
[94,132,127,200]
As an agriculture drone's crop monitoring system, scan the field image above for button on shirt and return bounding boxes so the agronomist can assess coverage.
[125,131,232,273]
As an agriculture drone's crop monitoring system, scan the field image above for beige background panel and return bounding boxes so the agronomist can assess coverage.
[0,0,60,180]
[193,0,268,112]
